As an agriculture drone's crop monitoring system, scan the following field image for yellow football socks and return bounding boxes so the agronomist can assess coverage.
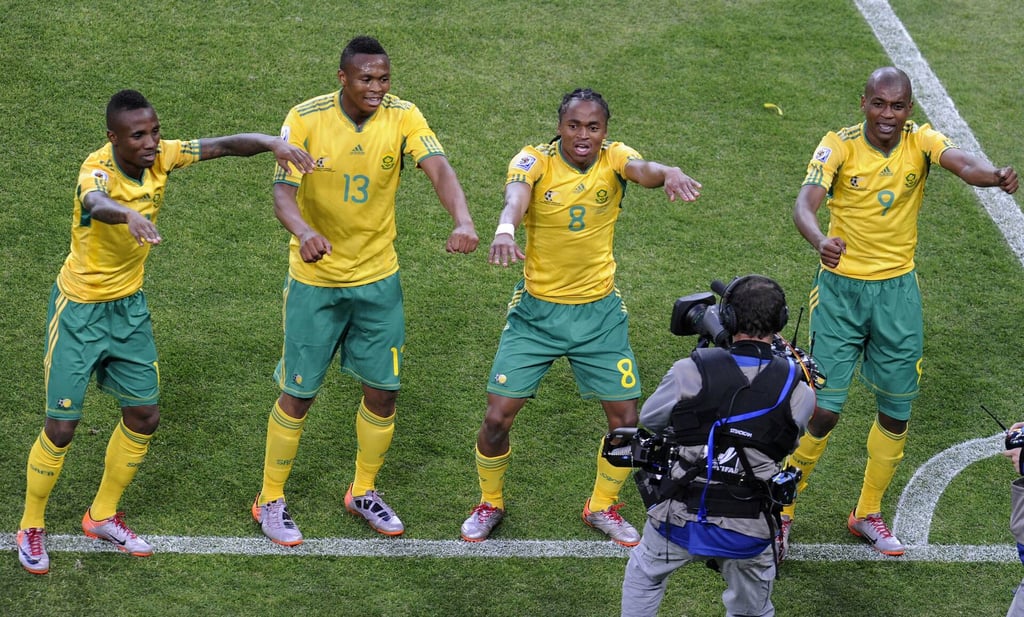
[352,398,395,496]
[475,446,511,510]
[856,419,907,518]
[260,401,306,504]
[781,429,831,519]
[588,437,631,512]
[20,429,69,529]
[90,420,152,521]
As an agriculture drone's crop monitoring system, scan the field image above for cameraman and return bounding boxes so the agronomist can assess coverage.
[621,275,815,617]
[1002,422,1024,617]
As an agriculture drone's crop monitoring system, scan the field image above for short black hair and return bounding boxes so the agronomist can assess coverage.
[557,88,611,122]
[340,35,388,70]
[728,275,788,338]
[106,89,151,131]
[865,66,912,99]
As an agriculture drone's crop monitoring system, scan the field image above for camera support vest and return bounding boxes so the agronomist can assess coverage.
[668,347,800,522]
[671,347,800,461]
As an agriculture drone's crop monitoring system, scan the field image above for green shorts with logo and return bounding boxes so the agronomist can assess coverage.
[486,280,641,401]
[44,285,160,420]
[808,268,922,420]
[275,273,404,398]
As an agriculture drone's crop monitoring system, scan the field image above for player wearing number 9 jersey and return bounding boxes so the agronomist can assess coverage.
[252,35,478,546]
[786,66,1018,557]
[460,88,703,547]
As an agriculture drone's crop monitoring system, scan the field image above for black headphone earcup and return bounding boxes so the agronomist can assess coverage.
[720,303,736,334]
[777,305,789,333]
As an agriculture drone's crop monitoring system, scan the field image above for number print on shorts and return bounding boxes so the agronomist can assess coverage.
[617,358,636,389]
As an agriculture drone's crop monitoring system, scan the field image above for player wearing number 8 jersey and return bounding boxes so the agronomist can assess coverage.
[460,88,702,546]
[786,66,1018,557]
[252,35,478,545]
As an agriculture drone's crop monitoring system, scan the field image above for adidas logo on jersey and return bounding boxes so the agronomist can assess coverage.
[880,166,893,177]
[350,145,365,155]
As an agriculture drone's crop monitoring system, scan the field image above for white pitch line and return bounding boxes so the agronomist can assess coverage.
[854,0,1024,266]
[0,534,1017,563]
[894,433,1004,546]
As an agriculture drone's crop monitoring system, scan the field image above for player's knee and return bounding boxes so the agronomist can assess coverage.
[123,404,160,435]
[808,406,840,437]
[362,388,398,417]
[43,418,78,448]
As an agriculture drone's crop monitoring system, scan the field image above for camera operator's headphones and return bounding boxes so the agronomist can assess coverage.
[719,274,789,335]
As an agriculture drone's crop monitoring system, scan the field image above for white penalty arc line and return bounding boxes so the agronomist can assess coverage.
[854,0,1024,265]
[0,535,1016,563]
[893,433,1005,546]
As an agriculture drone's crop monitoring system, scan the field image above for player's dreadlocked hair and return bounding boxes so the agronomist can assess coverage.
[557,88,611,122]
[341,35,388,70]
[106,90,151,130]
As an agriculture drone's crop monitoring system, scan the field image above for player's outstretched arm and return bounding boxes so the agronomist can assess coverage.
[940,148,1018,194]
[623,160,702,202]
[419,156,479,254]
[83,191,161,246]
[198,134,315,175]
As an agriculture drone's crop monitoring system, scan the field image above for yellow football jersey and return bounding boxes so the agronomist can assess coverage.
[274,90,446,287]
[57,139,201,302]
[802,121,955,280]
[507,139,641,304]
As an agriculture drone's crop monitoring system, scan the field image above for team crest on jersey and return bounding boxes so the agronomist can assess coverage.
[905,172,919,189]
[382,154,396,170]
[314,157,333,172]
[513,154,537,172]
[814,146,832,163]
[595,188,609,204]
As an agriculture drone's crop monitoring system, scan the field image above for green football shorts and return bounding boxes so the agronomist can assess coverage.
[486,280,641,401]
[275,273,404,397]
[808,268,922,420]
[44,286,159,420]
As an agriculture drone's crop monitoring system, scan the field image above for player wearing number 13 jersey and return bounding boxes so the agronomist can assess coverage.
[785,67,1018,557]
[273,74,443,288]
[460,88,703,546]
[252,36,478,546]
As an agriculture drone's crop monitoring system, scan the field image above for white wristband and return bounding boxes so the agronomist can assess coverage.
[495,223,516,237]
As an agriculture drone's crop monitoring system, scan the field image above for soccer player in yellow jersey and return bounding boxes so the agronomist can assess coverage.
[15,89,314,575]
[785,67,1018,557]
[251,36,478,545]
[460,88,702,546]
